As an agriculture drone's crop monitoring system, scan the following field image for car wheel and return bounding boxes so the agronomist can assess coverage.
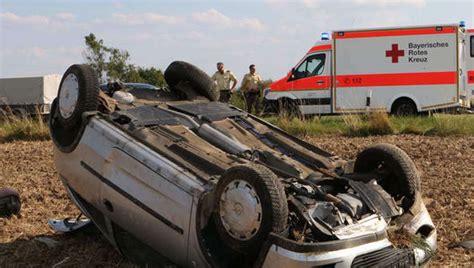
[392,99,417,116]
[354,143,420,211]
[164,61,219,101]
[213,164,288,255]
[57,64,99,129]
[49,64,99,152]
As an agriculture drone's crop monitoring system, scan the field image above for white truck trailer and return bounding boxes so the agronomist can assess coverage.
[0,74,61,116]
[264,24,472,115]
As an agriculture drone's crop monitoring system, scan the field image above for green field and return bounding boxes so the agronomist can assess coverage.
[1,113,472,143]
[264,113,474,137]
[0,117,50,143]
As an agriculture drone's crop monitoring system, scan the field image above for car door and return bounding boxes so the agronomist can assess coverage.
[98,138,194,266]
[289,52,331,113]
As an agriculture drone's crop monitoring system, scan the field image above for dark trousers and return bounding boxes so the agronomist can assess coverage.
[244,92,260,114]
[219,90,232,103]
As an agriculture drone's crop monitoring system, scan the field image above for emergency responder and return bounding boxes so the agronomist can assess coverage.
[211,62,238,103]
[241,64,262,114]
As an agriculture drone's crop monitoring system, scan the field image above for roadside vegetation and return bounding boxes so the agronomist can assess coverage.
[227,90,473,137]
[1,110,472,143]
[265,113,474,137]
[0,115,49,143]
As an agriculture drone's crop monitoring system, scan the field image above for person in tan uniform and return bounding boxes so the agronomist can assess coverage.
[241,64,262,114]
[211,62,238,103]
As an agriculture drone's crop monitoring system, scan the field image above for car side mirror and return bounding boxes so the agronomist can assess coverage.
[290,68,295,80]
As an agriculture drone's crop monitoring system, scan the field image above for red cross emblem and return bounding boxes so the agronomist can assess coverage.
[385,44,404,63]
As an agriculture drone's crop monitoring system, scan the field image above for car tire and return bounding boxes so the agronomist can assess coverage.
[213,164,288,255]
[391,98,417,116]
[353,143,420,211]
[164,61,219,101]
[57,64,99,129]
[49,64,99,153]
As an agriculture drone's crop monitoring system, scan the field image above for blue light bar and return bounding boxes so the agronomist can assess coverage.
[321,32,330,40]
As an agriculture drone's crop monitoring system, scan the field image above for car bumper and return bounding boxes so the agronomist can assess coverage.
[261,238,400,267]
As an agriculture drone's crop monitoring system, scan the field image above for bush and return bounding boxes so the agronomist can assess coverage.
[342,113,394,136]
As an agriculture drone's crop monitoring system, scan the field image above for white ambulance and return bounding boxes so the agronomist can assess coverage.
[264,24,473,115]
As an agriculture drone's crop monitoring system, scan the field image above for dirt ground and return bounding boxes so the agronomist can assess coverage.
[0,136,472,267]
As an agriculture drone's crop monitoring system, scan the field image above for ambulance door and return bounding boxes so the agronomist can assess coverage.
[468,31,474,107]
[289,52,331,114]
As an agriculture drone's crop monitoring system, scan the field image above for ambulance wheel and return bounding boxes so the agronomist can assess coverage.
[164,61,219,101]
[213,164,288,255]
[278,98,301,118]
[392,98,417,116]
[354,143,420,211]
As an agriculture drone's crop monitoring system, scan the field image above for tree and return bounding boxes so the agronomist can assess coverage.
[137,67,166,87]
[106,47,130,81]
[124,64,146,83]
[83,33,166,86]
[83,33,108,79]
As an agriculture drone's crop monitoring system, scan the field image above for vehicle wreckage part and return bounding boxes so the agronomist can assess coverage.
[48,217,92,233]
[233,117,334,174]
[261,238,394,267]
[164,61,219,101]
[197,123,252,156]
[167,101,243,122]
[214,165,289,254]
[351,246,415,267]
[57,64,99,129]
[0,188,21,217]
[400,202,437,265]
[347,179,400,220]
[353,143,420,211]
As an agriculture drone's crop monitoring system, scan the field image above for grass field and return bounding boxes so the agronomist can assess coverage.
[0,116,49,143]
[265,113,474,137]
[0,112,473,143]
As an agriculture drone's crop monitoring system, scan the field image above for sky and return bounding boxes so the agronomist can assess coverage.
[1,0,473,82]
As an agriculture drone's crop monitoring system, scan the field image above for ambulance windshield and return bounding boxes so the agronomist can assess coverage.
[294,54,326,79]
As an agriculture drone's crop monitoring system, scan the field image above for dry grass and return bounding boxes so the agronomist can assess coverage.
[343,112,394,136]
[0,116,49,143]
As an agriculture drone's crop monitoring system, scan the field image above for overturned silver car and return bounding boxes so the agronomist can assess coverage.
[49,62,436,267]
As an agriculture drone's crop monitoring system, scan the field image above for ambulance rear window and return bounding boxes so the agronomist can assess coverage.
[471,36,474,57]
